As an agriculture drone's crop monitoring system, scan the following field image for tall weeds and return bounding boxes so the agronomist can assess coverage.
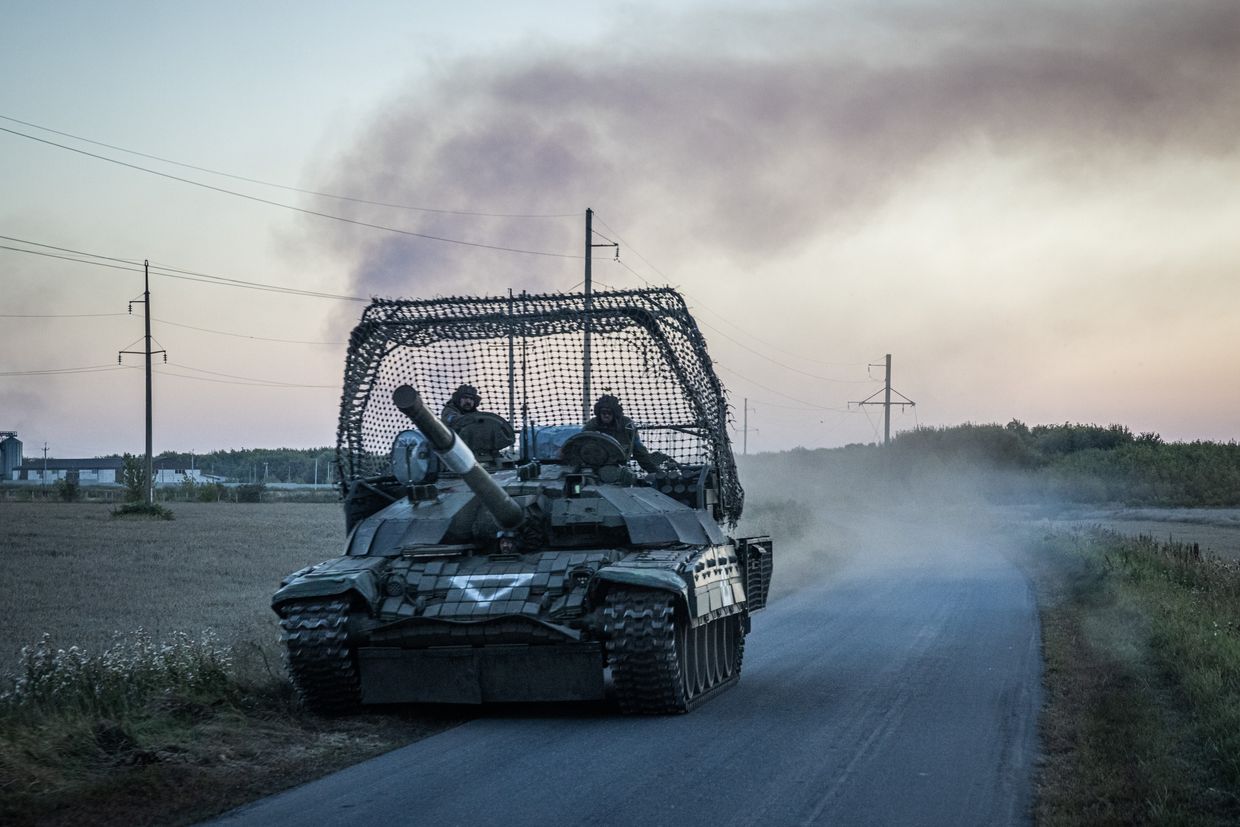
[2,630,234,721]
[1101,531,1240,790]
[1035,528,1240,824]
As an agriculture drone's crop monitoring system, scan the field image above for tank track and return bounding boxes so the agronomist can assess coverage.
[278,598,362,715]
[604,589,744,714]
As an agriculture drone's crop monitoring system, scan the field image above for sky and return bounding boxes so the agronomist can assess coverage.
[2,0,1239,458]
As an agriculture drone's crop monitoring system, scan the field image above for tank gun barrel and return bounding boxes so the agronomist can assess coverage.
[392,384,524,530]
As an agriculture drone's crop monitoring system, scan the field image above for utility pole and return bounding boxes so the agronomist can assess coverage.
[118,261,165,505]
[740,398,758,455]
[850,354,916,446]
[583,209,592,420]
[41,442,48,486]
[582,207,619,419]
[507,288,516,425]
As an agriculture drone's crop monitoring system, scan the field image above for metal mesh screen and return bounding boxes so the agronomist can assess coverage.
[336,288,743,524]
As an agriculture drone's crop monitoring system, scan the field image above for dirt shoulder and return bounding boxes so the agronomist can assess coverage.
[2,697,466,827]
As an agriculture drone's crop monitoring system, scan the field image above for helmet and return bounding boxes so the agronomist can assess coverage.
[452,384,480,404]
[593,394,621,417]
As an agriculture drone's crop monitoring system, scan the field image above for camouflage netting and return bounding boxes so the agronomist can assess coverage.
[336,287,744,523]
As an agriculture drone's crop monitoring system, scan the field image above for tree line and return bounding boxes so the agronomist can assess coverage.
[40,447,342,485]
[762,421,1240,507]
[151,447,338,484]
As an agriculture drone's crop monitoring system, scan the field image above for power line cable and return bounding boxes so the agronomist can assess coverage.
[0,360,314,388]
[592,215,673,282]
[696,318,878,384]
[594,213,868,369]
[158,362,335,388]
[1,234,368,301]
[748,398,856,412]
[0,113,577,219]
[0,305,345,346]
[1,312,127,318]
[604,229,874,385]
[0,243,143,275]
[0,125,582,259]
[0,364,127,376]
[152,318,345,345]
[686,289,869,368]
[0,233,142,266]
[713,362,854,412]
[142,260,366,301]
[612,257,657,288]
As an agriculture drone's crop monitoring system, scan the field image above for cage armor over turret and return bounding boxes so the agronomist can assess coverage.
[273,287,773,713]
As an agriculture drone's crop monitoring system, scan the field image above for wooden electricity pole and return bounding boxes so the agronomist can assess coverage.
[583,209,592,420]
[119,260,165,504]
[583,207,618,420]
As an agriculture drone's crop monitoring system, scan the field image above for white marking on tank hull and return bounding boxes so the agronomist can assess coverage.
[450,572,535,605]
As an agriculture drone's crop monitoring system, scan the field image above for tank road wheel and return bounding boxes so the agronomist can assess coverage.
[718,614,739,680]
[694,623,711,692]
[604,590,747,714]
[278,598,362,715]
[707,620,723,686]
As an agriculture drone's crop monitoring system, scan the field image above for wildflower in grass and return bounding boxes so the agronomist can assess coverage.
[2,628,234,717]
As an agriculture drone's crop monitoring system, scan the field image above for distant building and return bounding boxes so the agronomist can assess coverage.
[4,440,225,486]
[153,468,224,485]
[11,456,125,485]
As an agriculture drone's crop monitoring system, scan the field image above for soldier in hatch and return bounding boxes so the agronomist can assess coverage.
[582,394,660,473]
[441,384,481,424]
[440,384,514,465]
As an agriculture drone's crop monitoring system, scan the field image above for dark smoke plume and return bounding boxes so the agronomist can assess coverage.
[315,0,1240,297]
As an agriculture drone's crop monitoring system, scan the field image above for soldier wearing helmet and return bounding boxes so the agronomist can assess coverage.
[440,384,513,465]
[441,384,481,424]
[582,394,659,473]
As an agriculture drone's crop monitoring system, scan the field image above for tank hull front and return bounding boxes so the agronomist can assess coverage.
[357,641,605,704]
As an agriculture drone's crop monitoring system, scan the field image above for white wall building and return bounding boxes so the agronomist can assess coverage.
[11,457,125,484]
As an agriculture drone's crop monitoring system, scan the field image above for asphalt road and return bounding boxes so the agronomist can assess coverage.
[211,551,1041,827]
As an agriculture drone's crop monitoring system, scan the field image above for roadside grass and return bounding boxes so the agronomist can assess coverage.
[0,631,454,826]
[0,500,464,825]
[1029,528,1240,825]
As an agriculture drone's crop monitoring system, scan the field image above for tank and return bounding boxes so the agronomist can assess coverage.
[273,288,773,714]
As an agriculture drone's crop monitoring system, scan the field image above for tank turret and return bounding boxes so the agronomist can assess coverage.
[392,384,524,530]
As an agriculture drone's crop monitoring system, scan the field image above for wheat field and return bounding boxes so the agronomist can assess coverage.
[0,501,344,678]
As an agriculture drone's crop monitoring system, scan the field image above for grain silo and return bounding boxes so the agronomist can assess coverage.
[1,432,22,481]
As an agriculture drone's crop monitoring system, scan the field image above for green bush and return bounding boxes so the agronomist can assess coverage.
[121,454,148,502]
[235,483,266,503]
[111,502,174,520]
[53,479,79,502]
[236,481,269,500]
[197,482,227,502]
